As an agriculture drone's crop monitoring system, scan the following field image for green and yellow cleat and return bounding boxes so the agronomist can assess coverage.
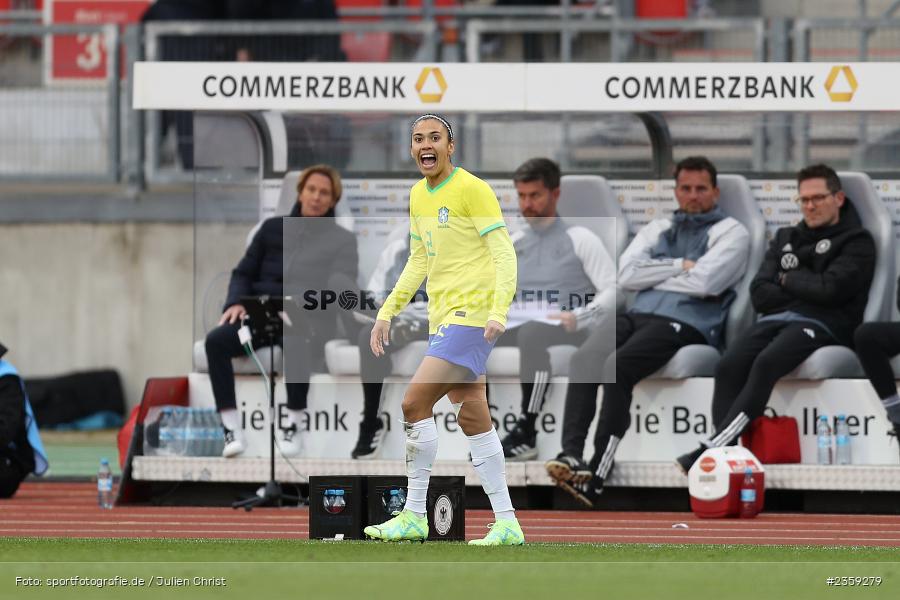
[468,518,525,546]
[364,509,428,542]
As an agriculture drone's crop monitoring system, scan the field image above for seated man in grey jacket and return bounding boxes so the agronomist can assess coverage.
[546,156,750,508]
[497,158,617,461]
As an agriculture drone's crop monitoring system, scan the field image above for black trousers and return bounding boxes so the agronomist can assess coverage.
[204,321,310,412]
[709,320,834,445]
[854,322,900,399]
[560,313,704,466]
[495,321,589,416]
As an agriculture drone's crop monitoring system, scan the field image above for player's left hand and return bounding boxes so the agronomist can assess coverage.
[484,320,506,343]
[548,311,577,333]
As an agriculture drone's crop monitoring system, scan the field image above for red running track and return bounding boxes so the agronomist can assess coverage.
[2,482,899,547]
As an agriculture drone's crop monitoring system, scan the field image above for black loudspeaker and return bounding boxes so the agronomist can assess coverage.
[308,476,366,540]
[365,476,465,542]
[308,475,466,541]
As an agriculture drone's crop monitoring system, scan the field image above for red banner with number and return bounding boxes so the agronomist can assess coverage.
[45,0,150,82]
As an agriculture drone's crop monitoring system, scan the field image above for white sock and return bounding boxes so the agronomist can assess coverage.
[220,409,241,433]
[403,417,438,517]
[286,408,305,429]
[468,427,515,520]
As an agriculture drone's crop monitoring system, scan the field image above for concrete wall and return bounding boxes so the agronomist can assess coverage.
[0,223,194,410]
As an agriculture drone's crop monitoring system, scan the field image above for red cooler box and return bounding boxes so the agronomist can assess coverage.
[688,446,765,518]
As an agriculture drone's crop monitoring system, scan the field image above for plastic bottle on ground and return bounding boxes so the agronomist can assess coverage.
[97,458,114,509]
[739,467,759,518]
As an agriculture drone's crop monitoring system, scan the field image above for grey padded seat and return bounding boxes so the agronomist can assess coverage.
[782,171,895,379]
[557,174,629,259]
[194,170,354,375]
[648,174,767,379]
[486,174,627,377]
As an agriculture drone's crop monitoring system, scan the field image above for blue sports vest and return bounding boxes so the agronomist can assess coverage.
[0,360,49,476]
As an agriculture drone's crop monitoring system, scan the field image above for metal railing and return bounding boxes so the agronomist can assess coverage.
[792,18,900,169]
[139,20,440,183]
[0,23,120,181]
[465,17,766,63]
[8,14,900,183]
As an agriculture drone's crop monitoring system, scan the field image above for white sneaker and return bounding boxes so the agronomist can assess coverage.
[222,427,246,458]
[279,423,302,458]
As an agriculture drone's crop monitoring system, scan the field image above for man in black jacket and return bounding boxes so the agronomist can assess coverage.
[206,164,358,458]
[854,281,900,461]
[0,343,49,497]
[677,164,876,472]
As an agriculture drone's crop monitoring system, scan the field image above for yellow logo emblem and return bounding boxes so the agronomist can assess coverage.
[416,67,447,103]
[825,66,857,102]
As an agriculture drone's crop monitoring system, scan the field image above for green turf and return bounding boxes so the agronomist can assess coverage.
[40,430,121,478]
[1,538,898,599]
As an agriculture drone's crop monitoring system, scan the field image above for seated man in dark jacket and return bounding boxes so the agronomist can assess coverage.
[854,280,900,460]
[207,164,358,458]
[677,164,876,472]
[0,343,49,497]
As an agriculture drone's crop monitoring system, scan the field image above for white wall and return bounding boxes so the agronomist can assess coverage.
[0,223,194,407]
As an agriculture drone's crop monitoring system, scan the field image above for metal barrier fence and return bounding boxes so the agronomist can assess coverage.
[793,18,900,170]
[465,17,766,63]
[139,20,440,183]
[7,15,900,182]
[0,23,119,181]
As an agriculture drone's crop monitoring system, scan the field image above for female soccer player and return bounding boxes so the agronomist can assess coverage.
[363,114,524,545]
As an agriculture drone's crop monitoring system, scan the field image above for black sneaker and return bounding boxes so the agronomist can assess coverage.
[501,419,538,461]
[676,445,706,475]
[545,453,592,484]
[557,473,604,509]
[351,416,386,460]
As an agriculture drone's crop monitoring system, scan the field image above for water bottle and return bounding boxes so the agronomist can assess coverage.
[835,414,851,465]
[157,407,174,456]
[739,468,759,518]
[816,415,833,465]
[97,458,113,509]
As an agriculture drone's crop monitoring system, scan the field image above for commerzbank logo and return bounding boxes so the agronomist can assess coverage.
[416,67,447,103]
[825,65,857,102]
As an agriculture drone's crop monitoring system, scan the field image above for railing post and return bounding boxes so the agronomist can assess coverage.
[105,24,121,182]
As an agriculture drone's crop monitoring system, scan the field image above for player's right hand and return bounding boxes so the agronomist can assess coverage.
[370,319,391,357]
[219,304,247,325]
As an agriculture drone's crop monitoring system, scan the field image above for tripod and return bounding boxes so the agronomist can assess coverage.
[233,296,301,511]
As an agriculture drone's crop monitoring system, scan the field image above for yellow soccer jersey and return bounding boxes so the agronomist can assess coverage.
[377,167,516,333]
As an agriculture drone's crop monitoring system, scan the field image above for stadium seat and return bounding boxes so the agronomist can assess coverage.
[194,170,355,375]
[782,171,895,379]
[485,174,627,377]
[336,0,392,62]
[648,174,767,379]
[557,174,629,259]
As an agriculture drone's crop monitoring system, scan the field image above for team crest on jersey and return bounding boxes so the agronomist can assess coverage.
[438,206,450,227]
[815,239,831,254]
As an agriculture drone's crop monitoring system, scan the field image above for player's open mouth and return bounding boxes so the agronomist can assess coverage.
[420,154,437,168]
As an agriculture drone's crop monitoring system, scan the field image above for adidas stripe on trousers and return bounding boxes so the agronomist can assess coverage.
[561,314,705,476]
[707,320,833,447]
